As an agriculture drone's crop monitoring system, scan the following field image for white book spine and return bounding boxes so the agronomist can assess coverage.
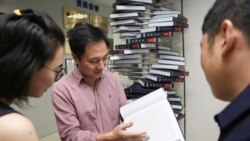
[109,54,142,60]
[159,55,185,61]
[148,21,174,27]
[151,63,180,70]
[158,59,185,66]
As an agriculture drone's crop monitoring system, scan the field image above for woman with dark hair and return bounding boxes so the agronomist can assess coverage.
[0,9,65,141]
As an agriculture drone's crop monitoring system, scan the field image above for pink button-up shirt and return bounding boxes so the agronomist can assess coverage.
[52,68,127,141]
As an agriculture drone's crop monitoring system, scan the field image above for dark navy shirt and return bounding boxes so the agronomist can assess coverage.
[215,85,250,141]
[0,101,16,116]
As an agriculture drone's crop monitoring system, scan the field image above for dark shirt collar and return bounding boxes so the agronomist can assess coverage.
[215,85,250,129]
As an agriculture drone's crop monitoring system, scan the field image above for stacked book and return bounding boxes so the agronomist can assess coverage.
[109,0,189,119]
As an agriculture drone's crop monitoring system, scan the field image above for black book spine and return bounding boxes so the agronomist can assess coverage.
[115,44,130,49]
[128,37,161,44]
[141,31,172,38]
[156,26,182,32]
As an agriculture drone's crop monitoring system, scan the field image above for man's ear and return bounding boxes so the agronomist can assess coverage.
[219,20,237,57]
[71,53,79,64]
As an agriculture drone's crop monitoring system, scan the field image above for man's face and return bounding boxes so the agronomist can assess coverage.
[76,40,109,83]
[200,33,223,100]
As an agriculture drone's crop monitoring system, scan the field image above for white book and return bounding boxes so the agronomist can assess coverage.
[153,10,181,15]
[149,69,172,77]
[148,21,175,27]
[109,54,142,60]
[124,49,150,54]
[158,59,185,66]
[110,12,139,19]
[127,0,153,3]
[140,27,157,33]
[110,19,139,26]
[153,13,180,19]
[116,5,146,11]
[120,88,185,141]
[158,50,180,56]
[159,55,185,61]
[151,63,184,70]
[113,26,142,33]
[148,17,176,23]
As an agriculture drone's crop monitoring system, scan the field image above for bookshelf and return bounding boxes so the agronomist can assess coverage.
[109,0,188,138]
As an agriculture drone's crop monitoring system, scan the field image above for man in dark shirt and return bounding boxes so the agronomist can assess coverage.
[200,0,250,140]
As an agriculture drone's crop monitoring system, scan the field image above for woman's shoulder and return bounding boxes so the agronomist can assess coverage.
[0,113,39,141]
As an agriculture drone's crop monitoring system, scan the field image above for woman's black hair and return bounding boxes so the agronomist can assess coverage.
[0,9,65,105]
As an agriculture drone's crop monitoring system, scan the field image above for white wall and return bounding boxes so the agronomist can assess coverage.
[183,0,228,141]
[0,0,112,138]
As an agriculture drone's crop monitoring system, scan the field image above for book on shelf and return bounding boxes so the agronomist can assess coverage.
[124,82,155,99]
[130,43,156,49]
[153,10,181,15]
[120,32,140,38]
[140,26,182,33]
[109,54,146,60]
[110,12,139,19]
[149,69,189,77]
[107,64,138,69]
[147,21,183,28]
[113,26,142,33]
[112,59,144,64]
[145,74,184,83]
[126,37,161,44]
[115,43,156,49]
[168,94,182,102]
[110,19,140,26]
[157,59,185,66]
[110,67,148,72]
[120,87,185,141]
[109,48,150,55]
[148,16,179,23]
[140,31,172,38]
[170,101,183,110]
[138,78,174,89]
[158,50,180,56]
[151,63,185,71]
[115,0,155,4]
[165,90,177,95]
[152,13,183,19]
[159,54,185,61]
[157,45,171,51]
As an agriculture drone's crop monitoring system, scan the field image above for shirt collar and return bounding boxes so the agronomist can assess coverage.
[72,67,105,86]
[215,85,250,129]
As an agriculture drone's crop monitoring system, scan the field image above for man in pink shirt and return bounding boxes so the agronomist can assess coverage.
[52,23,149,141]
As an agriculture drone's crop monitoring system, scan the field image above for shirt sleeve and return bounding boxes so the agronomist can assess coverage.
[52,83,98,141]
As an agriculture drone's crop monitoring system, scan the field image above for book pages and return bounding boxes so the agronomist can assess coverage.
[120,88,185,141]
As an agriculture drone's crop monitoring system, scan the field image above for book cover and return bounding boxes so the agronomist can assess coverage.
[120,88,185,141]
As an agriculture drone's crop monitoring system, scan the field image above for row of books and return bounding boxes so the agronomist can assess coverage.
[109,0,188,120]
